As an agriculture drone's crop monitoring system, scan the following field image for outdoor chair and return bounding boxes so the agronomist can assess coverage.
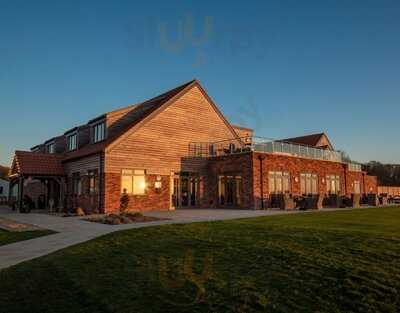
[282,193,295,210]
[379,195,388,206]
[367,194,378,206]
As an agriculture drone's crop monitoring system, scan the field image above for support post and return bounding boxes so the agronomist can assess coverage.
[18,176,24,212]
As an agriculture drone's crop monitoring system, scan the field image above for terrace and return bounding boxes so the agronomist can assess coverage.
[189,136,362,171]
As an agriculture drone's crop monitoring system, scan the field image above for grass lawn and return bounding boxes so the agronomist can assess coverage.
[1,207,400,313]
[0,229,55,247]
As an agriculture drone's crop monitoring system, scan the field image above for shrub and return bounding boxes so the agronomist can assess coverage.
[120,190,130,213]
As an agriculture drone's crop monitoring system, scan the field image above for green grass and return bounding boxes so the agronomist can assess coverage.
[0,229,55,247]
[1,207,400,313]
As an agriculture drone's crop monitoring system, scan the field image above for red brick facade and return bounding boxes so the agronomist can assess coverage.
[104,173,171,213]
[201,152,377,210]
[206,153,254,209]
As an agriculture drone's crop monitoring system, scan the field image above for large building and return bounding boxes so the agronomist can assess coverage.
[9,80,378,213]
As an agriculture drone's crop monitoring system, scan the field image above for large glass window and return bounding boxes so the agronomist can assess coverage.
[67,134,77,151]
[218,175,242,206]
[300,173,318,195]
[326,175,340,194]
[354,180,361,194]
[268,171,290,194]
[72,172,82,195]
[121,169,146,195]
[88,169,98,194]
[93,122,105,143]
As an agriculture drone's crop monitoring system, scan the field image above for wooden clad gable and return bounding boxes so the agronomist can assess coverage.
[105,84,240,175]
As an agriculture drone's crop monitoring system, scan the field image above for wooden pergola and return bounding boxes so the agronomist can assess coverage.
[9,151,66,212]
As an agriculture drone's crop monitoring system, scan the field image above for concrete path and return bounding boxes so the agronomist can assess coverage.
[0,205,376,270]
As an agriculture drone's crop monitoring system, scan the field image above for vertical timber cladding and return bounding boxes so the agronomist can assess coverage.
[104,85,241,212]
[63,154,102,212]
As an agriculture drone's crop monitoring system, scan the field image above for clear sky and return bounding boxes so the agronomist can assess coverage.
[1,0,400,166]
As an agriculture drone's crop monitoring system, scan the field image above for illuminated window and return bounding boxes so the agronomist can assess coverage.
[93,122,105,143]
[300,173,318,195]
[268,171,290,194]
[326,175,340,194]
[88,169,98,194]
[121,169,146,195]
[354,180,361,194]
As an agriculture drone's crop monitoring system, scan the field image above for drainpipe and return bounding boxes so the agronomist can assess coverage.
[99,152,105,212]
[258,155,266,209]
[343,164,348,196]
[362,172,366,194]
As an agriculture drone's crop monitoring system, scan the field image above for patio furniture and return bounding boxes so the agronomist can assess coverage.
[367,194,378,206]
[282,193,295,210]
[269,194,283,209]
[379,195,388,206]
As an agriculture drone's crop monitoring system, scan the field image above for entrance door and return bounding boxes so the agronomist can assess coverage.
[218,175,242,208]
[172,174,200,208]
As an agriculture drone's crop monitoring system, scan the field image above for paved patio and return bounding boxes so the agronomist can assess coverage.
[0,205,371,270]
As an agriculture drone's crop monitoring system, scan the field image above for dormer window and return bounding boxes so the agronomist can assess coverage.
[67,133,77,151]
[93,121,105,143]
[46,142,55,154]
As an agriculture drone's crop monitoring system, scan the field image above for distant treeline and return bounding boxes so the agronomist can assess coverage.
[0,165,10,180]
[364,161,400,186]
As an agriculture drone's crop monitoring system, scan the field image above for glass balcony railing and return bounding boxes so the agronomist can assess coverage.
[189,137,362,170]
[252,140,343,163]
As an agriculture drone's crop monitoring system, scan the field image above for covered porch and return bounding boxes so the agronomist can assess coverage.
[9,151,66,213]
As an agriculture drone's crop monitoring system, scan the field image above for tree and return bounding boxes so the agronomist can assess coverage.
[0,165,10,180]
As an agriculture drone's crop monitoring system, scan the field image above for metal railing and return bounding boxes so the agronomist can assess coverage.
[189,137,361,169]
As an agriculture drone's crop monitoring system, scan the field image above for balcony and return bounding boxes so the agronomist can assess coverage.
[189,137,362,171]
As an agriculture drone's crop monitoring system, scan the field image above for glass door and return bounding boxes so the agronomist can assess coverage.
[218,175,242,208]
[172,173,200,208]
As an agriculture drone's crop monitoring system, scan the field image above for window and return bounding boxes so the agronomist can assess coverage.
[72,172,82,195]
[93,122,105,143]
[0,186,3,194]
[67,134,77,151]
[88,170,98,194]
[47,142,55,154]
[300,173,318,195]
[268,171,290,194]
[354,180,361,194]
[121,169,146,195]
[218,175,242,206]
[326,175,340,194]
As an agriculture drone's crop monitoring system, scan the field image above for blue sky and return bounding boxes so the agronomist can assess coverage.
[1,0,400,165]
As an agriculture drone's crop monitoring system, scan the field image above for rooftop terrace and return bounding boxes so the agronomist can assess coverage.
[189,137,362,172]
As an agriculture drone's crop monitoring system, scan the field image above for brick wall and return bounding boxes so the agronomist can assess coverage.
[206,152,254,209]
[364,175,378,194]
[252,152,347,199]
[345,170,365,195]
[104,173,171,213]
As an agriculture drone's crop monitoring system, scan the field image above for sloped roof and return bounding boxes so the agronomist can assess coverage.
[282,133,332,148]
[11,151,65,176]
[62,79,197,161]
